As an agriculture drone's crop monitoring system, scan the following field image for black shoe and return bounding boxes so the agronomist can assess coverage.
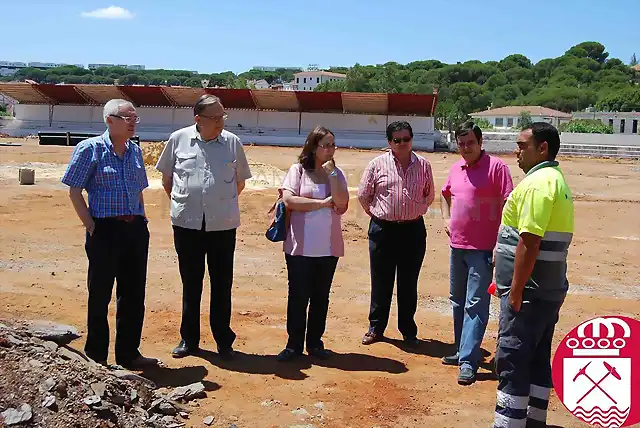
[307,347,331,360]
[441,353,459,366]
[172,340,199,358]
[217,346,235,361]
[403,336,420,349]
[277,348,301,362]
[458,367,476,385]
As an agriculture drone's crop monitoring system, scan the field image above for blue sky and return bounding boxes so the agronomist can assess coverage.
[3,0,638,74]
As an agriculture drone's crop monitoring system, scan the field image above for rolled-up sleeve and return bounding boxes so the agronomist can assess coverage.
[61,141,96,189]
[235,138,252,181]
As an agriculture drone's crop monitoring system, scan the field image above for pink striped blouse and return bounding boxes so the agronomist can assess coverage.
[357,150,435,221]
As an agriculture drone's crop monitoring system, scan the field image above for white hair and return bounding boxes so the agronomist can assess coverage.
[103,99,135,124]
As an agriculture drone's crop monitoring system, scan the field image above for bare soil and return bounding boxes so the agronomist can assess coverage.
[1,137,639,428]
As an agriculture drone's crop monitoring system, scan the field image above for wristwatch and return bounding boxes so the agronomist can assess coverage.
[328,169,338,177]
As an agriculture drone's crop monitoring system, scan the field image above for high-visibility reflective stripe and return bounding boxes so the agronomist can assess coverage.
[529,384,551,400]
[494,412,526,428]
[497,390,529,410]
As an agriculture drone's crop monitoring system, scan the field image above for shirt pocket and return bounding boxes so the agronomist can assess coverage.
[175,152,197,176]
[96,164,119,188]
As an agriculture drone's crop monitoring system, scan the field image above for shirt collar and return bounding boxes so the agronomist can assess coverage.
[192,124,223,144]
[102,130,130,154]
[461,150,487,169]
[388,149,417,166]
[525,160,559,177]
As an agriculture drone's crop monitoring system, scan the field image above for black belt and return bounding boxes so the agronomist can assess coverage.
[372,216,422,225]
[100,215,142,223]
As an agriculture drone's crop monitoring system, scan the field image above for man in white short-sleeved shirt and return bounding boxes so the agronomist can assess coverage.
[155,94,252,360]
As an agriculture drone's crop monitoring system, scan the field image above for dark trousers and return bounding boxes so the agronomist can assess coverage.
[494,295,563,428]
[285,254,339,352]
[367,216,426,339]
[173,224,237,350]
[84,216,149,365]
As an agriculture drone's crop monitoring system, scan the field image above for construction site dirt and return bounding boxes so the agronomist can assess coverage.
[1,137,638,428]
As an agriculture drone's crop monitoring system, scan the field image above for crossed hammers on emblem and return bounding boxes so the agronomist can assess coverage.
[573,361,622,404]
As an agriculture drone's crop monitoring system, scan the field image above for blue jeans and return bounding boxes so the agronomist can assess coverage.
[449,247,493,372]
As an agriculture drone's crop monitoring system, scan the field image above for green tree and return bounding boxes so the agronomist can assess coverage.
[631,53,638,66]
[518,111,533,129]
[472,117,493,130]
[559,119,613,134]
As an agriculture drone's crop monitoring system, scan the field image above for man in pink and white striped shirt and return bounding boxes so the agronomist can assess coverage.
[357,121,435,347]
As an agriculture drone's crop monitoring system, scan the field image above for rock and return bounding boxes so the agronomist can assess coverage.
[167,382,206,402]
[130,389,138,402]
[84,395,102,406]
[43,377,56,392]
[161,415,176,424]
[261,399,281,407]
[42,394,57,410]
[1,404,33,425]
[179,411,189,419]
[25,320,81,345]
[167,424,185,428]
[42,340,59,351]
[91,382,107,397]
[57,346,89,363]
[112,370,156,388]
[55,380,68,398]
[291,407,311,418]
[6,334,26,346]
[158,401,177,416]
[313,402,325,410]
[203,415,214,425]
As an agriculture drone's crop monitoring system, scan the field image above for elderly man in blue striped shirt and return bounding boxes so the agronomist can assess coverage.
[61,99,159,370]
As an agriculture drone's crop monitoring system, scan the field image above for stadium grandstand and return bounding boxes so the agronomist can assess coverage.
[0,83,441,150]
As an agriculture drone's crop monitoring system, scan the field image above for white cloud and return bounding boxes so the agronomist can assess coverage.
[81,6,134,19]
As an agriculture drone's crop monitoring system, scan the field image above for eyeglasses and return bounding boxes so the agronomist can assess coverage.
[110,114,140,124]
[318,142,336,149]
[199,113,228,122]
[391,136,412,144]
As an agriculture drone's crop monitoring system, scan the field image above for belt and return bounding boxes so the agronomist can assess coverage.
[111,215,139,223]
[372,216,422,224]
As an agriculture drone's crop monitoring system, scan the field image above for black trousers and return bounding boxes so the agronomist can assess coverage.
[285,254,339,353]
[367,216,426,339]
[173,224,237,350]
[84,216,149,365]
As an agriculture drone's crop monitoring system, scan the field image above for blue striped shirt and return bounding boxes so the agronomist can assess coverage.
[61,131,148,218]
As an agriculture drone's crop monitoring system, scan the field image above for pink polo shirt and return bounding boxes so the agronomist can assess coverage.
[441,152,514,251]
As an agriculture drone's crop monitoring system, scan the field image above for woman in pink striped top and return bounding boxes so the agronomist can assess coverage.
[276,126,350,362]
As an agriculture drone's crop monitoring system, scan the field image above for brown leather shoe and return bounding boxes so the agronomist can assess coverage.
[362,331,382,345]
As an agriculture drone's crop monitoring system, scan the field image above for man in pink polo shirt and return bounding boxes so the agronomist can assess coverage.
[440,121,514,385]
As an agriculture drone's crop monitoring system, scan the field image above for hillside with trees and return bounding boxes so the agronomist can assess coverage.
[2,42,638,126]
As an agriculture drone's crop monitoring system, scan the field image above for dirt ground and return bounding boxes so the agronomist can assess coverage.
[0,136,639,428]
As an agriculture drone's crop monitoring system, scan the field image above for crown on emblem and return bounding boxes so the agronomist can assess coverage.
[566,317,631,357]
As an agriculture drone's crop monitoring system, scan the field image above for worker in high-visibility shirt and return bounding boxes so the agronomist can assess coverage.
[492,122,574,428]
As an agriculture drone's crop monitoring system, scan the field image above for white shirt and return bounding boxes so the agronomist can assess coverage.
[155,125,252,231]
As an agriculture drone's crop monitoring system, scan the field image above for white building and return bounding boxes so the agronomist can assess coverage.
[88,64,145,70]
[572,111,640,134]
[248,79,270,89]
[470,106,571,129]
[294,71,346,91]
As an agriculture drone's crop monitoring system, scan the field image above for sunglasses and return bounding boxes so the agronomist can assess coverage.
[391,136,412,144]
